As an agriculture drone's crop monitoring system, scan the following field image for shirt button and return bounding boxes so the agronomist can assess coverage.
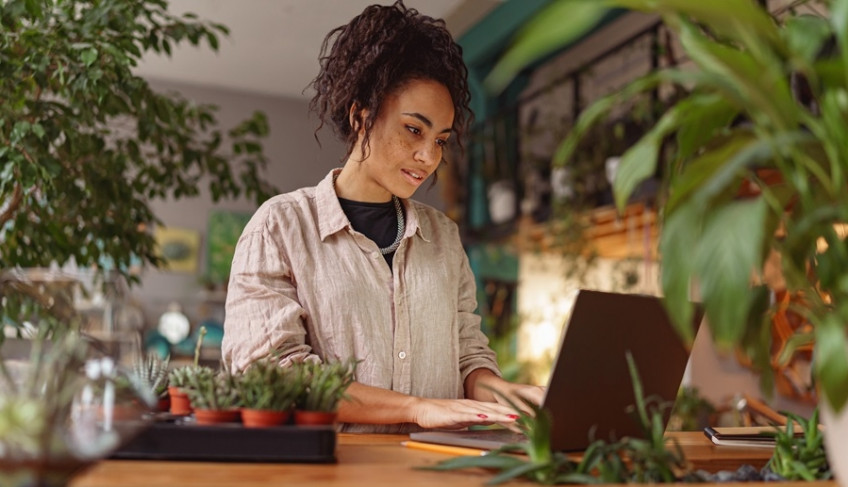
[398,351,407,359]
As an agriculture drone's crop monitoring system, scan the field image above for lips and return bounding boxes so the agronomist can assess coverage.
[401,168,425,185]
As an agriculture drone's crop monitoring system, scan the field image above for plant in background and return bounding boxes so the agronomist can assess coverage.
[298,360,358,413]
[767,409,830,481]
[490,0,848,436]
[668,386,716,432]
[0,0,277,331]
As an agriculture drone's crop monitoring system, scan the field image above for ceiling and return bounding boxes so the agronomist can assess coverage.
[134,0,502,100]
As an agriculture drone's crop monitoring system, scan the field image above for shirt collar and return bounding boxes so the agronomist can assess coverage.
[316,168,426,242]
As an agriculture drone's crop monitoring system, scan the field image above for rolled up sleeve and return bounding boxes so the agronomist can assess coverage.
[456,250,501,385]
[222,219,318,372]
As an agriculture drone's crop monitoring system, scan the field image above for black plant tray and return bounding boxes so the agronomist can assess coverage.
[112,418,337,463]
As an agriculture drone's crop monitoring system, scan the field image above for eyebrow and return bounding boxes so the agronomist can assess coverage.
[403,112,452,134]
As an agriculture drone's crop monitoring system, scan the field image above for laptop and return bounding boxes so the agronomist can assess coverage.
[410,289,703,452]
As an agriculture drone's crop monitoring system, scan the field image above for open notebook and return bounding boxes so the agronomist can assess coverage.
[411,289,703,452]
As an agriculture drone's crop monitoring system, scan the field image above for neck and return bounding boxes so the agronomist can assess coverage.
[334,165,393,203]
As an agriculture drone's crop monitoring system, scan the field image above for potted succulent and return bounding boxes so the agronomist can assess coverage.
[488,0,848,483]
[237,358,304,428]
[294,360,357,426]
[167,365,208,416]
[166,326,209,415]
[183,368,241,425]
[129,352,171,412]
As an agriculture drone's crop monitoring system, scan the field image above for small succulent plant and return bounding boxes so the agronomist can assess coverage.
[238,358,304,412]
[297,359,357,413]
[183,369,240,411]
[129,352,170,399]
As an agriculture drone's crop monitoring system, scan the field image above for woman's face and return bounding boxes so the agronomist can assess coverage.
[348,78,455,201]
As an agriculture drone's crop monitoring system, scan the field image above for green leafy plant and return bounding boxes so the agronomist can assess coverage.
[297,360,358,413]
[767,409,830,481]
[488,0,848,415]
[0,0,277,334]
[427,353,691,485]
[238,358,304,412]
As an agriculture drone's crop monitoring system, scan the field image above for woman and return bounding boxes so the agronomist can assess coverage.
[222,1,544,433]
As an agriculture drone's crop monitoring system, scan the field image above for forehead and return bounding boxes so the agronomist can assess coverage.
[385,79,455,127]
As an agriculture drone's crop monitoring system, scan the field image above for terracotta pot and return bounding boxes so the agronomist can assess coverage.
[241,409,291,428]
[168,386,192,415]
[157,396,171,413]
[194,408,241,425]
[294,410,337,426]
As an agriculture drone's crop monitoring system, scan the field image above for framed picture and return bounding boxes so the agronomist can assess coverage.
[206,210,252,286]
[155,226,201,273]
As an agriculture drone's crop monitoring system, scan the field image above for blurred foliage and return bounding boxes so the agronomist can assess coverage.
[494,0,848,412]
[0,0,277,336]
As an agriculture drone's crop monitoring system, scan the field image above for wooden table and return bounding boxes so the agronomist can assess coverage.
[70,431,836,487]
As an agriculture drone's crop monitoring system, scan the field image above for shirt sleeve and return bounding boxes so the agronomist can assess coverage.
[456,247,502,386]
[221,219,319,372]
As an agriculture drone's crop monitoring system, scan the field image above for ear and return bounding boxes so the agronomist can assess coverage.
[348,102,369,135]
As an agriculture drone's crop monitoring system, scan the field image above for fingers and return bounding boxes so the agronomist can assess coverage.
[414,398,522,429]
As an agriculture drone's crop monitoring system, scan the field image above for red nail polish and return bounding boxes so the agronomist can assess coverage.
[477,414,488,419]
[507,414,519,419]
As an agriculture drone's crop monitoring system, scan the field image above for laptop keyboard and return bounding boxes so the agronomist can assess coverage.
[462,429,528,444]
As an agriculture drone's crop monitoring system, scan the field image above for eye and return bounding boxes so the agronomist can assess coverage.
[406,125,421,135]
[435,139,448,147]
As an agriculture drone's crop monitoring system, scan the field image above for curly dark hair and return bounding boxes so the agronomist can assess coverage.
[308,1,472,166]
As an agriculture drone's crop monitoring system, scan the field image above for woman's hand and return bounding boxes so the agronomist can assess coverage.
[464,368,546,416]
[409,397,521,429]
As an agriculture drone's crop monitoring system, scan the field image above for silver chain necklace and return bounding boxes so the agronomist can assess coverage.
[380,196,405,255]
[334,173,405,255]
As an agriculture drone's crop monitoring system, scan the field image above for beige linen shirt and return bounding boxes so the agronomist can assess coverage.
[222,169,500,433]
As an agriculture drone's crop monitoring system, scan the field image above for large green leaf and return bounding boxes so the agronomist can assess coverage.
[817,88,848,191]
[613,109,679,211]
[676,20,796,130]
[694,198,768,345]
[783,14,832,66]
[814,313,848,411]
[668,131,813,215]
[659,203,701,343]
[614,0,780,52]
[674,93,738,162]
[831,0,848,82]
[485,0,611,94]
[665,132,754,214]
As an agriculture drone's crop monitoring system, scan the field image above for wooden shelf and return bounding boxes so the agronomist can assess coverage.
[514,202,659,260]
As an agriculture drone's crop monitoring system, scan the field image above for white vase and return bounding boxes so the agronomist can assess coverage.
[822,397,848,487]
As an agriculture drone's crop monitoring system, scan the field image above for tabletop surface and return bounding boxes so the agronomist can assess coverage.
[69,430,836,487]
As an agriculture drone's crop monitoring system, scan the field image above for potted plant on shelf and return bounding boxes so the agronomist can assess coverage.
[183,368,241,425]
[237,358,303,428]
[487,0,848,483]
[294,360,357,426]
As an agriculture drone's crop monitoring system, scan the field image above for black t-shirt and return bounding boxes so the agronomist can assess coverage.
[338,197,400,268]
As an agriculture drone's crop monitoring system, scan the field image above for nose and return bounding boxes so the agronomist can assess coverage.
[414,141,440,167]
